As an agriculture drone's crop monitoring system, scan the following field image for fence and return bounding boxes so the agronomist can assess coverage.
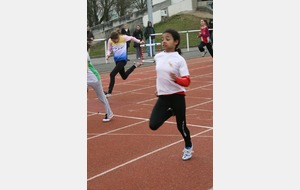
[91,29,213,60]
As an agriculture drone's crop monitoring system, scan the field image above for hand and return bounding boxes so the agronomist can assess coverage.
[140,40,145,44]
[154,91,158,97]
[106,55,110,61]
[170,73,177,82]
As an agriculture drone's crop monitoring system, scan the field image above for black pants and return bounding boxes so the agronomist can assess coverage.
[198,41,213,57]
[149,94,192,148]
[108,60,136,94]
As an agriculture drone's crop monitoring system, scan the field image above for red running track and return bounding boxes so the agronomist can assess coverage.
[87,56,213,190]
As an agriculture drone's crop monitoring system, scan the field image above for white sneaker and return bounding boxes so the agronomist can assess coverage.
[202,50,207,57]
[102,113,114,122]
[182,146,193,160]
[105,93,112,98]
[134,61,142,68]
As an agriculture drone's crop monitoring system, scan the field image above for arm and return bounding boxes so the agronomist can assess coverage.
[170,74,191,87]
[106,40,112,60]
[197,27,202,38]
[124,35,144,44]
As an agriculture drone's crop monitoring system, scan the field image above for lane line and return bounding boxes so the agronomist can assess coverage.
[87,112,212,129]
[87,120,148,140]
[87,128,213,181]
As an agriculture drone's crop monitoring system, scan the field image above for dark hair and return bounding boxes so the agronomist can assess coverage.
[163,29,182,55]
[202,19,208,26]
[110,28,121,39]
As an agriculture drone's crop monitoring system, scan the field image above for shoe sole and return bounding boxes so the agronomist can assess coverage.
[103,115,114,122]
[182,155,192,161]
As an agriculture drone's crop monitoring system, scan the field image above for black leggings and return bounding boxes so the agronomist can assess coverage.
[198,41,213,57]
[149,94,192,148]
[108,60,136,94]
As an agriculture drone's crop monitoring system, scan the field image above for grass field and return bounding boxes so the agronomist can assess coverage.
[89,14,210,58]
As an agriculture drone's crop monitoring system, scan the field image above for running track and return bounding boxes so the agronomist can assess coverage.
[87,56,213,190]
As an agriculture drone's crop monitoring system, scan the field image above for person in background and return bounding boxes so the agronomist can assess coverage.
[121,23,131,61]
[132,25,144,59]
[208,18,213,45]
[197,19,213,57]
[87,24,94,53]
[149,29,193,161]
[144,21,156,57]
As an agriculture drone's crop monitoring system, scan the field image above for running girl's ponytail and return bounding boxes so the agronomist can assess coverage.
[175,48,182,55]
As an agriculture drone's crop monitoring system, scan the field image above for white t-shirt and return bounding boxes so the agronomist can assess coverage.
[154,51,190,95]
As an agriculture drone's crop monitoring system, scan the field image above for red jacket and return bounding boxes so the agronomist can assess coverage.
[198,26,210,43]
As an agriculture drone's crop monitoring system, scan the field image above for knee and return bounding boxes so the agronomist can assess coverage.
[149,121,159,131]
[198,45,203,52]
[121,75,128,80]
[110,72,115,78]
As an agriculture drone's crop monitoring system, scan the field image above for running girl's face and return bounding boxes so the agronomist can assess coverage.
[161,32,178,52]
[200,20,206,26]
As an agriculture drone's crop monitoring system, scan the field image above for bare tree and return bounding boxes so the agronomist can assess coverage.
[115,0,132,17]
[132,0,147,10]
[99,0,115,24]
[87,0,99,26]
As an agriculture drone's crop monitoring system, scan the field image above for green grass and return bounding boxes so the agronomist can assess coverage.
[89,14,208,58]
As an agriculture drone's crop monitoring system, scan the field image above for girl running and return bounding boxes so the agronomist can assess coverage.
[198,19,213,57]
[87,43,113,122]
[105,29,144,97]
[149,29,193,160]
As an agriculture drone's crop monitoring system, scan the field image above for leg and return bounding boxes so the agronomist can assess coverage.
[198,41,205,52]
[151,39,155,56]
[135,47,139,59]
[88,81,113,116]
[137,46,141,58]
[206,43,213,57]
[149,96,173,130]
[108,61,127,94]
[115,60,136,80]
[146,38,150,56]
[171,94,192,148]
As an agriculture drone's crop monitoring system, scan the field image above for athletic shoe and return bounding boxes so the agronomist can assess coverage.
[104,91,111,98]
[103,113,114,122]
[134,62,142,68]
[182,146,193,161]
[202,50,207,57]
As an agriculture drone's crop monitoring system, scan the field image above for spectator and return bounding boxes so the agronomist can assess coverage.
[208,18,213,45]
[121,23,131,61]
[144,21,156,57]
[87,24,94,52]
[132,25,144,59]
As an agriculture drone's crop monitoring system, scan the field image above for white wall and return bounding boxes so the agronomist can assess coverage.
[153,0,166,5]
[143,0,197,27]
[171,0,184,4]
[168,0,194,17]
[143,10,162,27]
